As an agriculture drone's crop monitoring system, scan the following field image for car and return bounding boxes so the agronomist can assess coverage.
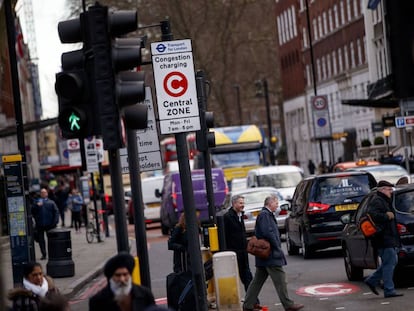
[345,164,410,184]
[127,175,164,226]
[246,165,304,201]
[231,177,247,191]
[218,187,290,235]
[340,183,414,282]
[285,171,377,259]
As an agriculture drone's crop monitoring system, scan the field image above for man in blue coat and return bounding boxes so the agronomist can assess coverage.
[243,195,304,311]
[32,188,59,260]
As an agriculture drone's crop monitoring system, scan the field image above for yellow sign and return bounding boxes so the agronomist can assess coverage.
[2,154,22,163]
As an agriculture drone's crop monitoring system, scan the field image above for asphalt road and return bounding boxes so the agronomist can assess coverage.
[69,227,414,311]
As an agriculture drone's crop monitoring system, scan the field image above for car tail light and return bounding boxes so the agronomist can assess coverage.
[306,202,330,214]
[397,223,408,235]
[279,209,288,216]
[104,194,110,203]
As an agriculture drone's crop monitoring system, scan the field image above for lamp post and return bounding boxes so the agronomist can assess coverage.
[255,78,275,165]
[383,128,391,155]
[233,84,242,125]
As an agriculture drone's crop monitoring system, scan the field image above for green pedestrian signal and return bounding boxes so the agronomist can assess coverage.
[69,112,81,131]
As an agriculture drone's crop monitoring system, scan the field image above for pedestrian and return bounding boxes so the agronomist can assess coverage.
[168,213,189,273]
[32,188,59,260]
[364,180,404,298]
[223,195,261,309]
[243,195,304,311]
[8,262,58,311]
[307,160,315,175]
[54,183,69,227]
[68,188,83,233]
[38,292,70,311]
[89,252,155,311]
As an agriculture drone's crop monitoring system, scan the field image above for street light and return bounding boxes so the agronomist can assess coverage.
[255,78,275,165]
[383,128,391,155]
[406,126,413,158]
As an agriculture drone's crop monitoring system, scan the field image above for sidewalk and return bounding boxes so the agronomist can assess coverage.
[1,223,118,299]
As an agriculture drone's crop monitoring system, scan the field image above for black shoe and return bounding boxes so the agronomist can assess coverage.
[364,280,379,295]
[384,292,404,298]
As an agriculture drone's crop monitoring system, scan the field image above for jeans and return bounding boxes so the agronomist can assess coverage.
[365,247,398,296]
[244,266,294,309]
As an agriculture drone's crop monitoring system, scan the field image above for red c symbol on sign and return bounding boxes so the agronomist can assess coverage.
[164,72,188,97]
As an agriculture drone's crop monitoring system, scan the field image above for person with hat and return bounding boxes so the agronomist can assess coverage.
[364,180,403,298]
[89,252,155,311]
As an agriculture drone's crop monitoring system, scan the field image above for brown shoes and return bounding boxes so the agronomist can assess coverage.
[285,303,304,311]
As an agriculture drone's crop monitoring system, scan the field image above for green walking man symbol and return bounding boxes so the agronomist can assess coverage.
[69,112,81,131]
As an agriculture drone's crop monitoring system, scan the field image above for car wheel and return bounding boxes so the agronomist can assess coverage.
[286,230,299,255]
[301,231,314,259]
[344,247,363,281]
[161,223,170,235]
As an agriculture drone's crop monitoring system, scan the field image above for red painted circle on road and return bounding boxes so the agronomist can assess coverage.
[296,283,360,297]
[163,71,188,97]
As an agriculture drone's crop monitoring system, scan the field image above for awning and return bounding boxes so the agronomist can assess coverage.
[341,98,399,109]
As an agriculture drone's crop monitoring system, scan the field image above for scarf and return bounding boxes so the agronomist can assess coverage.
[23,277,49,297]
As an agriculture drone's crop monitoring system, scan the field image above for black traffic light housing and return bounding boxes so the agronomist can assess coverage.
[196,110,216,152]
[56,15,97,139]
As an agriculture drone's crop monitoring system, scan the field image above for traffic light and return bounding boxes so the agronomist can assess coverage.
[86,4,147,150]
[56,16,96,139]
[196,111,216,152]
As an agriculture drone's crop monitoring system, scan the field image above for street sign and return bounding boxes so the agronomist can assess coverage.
[395,116,414,128]
[84,137,99,173]
[67,139,81,167]
[311,95,332,139]
[151,39,200,134]
[120,87,162,173]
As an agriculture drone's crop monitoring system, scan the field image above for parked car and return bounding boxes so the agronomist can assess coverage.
[218,187,290,235]
[159,168,227,235]
[285,171,377,259]
[127,175,164,226]
[246,165,304,201]
[345,164,410,185]
[341,183,414,282]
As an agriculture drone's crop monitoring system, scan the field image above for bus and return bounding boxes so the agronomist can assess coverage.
[210,125,265,184]
[160,134,198,165]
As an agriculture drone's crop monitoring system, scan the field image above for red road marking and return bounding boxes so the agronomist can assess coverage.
[296,283,360,297]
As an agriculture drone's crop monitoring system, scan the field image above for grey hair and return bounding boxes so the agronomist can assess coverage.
[264,195,278,206]
[232,194,244,205]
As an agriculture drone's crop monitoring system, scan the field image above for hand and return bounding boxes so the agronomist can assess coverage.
[386,211,394,220]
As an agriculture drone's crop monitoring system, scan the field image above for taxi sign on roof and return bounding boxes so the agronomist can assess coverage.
[151,39,200,135]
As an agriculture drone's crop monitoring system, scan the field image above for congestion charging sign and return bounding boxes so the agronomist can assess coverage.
[151,39,200,134]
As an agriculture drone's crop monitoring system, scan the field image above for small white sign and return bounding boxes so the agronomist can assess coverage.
[311,95,332,139]
[151,39,200,134]
[84,137,99,173]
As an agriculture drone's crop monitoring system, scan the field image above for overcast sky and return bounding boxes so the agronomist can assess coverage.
[19,0,77,118]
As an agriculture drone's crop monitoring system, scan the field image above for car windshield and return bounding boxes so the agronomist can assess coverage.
[256,172,303,188]
[395,191,414,213]
[313,175,372,205]
[237,191,282,206]
[211,151,261,168]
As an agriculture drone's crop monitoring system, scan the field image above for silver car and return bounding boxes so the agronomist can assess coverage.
[218,187,290,235]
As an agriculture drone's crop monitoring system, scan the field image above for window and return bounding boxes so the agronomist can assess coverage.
[347,0,352,21]
[334,5,339,28]
[313,18,318,40]
[338,48,343,72]
[277,16,283,44]
[306,65,311,86]
[344,45,349,69]
[316,58,321,81]
[292,6,298,37]
[350,42,355,67]
[340,1,345,25]
[323,12,328,35]
[332,51,337,75]
[328,9,333,32]
[357,39,362,65]
[353,0,359,17]
[318,15,323,38]
[303,27,308,48]
[327,54,332,77]
[322,56,327,80]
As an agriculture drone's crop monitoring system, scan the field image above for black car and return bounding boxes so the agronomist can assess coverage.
[341,184,414,282]
[285,171,377,259]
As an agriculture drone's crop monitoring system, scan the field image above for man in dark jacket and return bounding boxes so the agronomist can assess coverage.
[32,188,59,260]
[89,252,155,311]
[364,180,403,298]
[243,195,304,311]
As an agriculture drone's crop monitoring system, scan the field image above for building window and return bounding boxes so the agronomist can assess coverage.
[303,27,308,48]
[323,12,328,36]
[357,38,362,65]
[292,6,298,37]
[332,51,337,75]
[322,56,327,80]
[344,45,349,70]
[306,64,311,86]
[350,42,355,68]
[338,48,343,72]
[299,0,305,12]
[318,15,323,38]
[277,16,283,44]
[328,9,333,32]
[284,11,290,41]
[327,54,332,77]
[353,0,359,17]
[334,5,339,28]
[313,18,318,40]
[347,0,352,21]
[317,58,321,81]
[340,1,345,26]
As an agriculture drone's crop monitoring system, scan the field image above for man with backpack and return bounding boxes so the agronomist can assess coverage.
[364,180,403,298]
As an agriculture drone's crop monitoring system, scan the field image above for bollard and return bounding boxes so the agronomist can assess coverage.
[46,228,74,278]
[208,226,219,252]
[213,251,241,311]
[201,247,215,305]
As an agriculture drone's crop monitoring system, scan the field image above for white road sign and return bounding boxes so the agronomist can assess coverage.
[120,87,163,173]
[84,137,99,173]
[311,95,332,139]
[151,39,200,134]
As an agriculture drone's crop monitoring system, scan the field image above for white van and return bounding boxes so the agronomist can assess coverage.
[246,165,304,201]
